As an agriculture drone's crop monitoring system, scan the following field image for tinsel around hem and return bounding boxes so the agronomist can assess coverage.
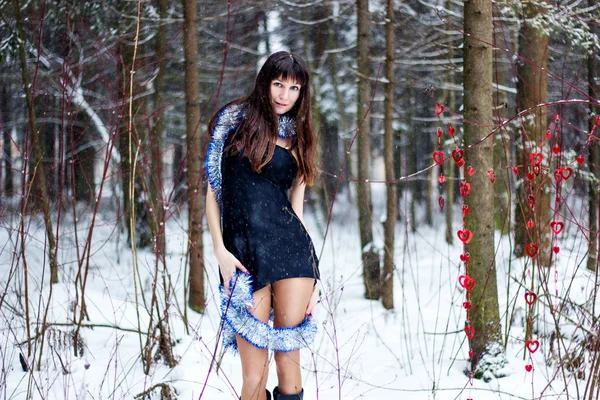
[219,272,317,354]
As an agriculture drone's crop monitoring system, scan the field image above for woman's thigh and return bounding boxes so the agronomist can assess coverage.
[271,278,314,328]
[237,285,272,377]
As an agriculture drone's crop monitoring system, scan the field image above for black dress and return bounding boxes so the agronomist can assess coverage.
[206,103,320,353]
[221,144,320,292]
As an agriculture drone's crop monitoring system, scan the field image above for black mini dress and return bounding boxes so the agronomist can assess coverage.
[221,145,320,292]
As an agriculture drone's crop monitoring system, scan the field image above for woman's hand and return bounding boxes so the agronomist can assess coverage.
[215,247,249,294]
[305,284,320,317]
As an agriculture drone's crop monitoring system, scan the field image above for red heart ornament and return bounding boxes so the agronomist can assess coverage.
[554,169,562,183]
[597,116,600,125]
[460,182,471,196]
[552,144,561,155]
[463,301,472,310]
[452,149,464,164]
[528,195,535,210]
[555,114,560,123]
[553,246,560,254]
[513,166,519,176]
[457,229,473,244]
[545,129,551,139]
[527,219,534,229]
[525,243,539,258]
[438,175,446,184]
[576,155,585,164]
[527,172,535,181]
[550,221,564,235]
[468,351,473,359]
[524,292,537,305]
[433,151,444,165]
[438,196,445,210]
[530,153,543,166]
[435,103,444,117]
[467,166,475,176]
[464,325,475,339]
[456,159,465,167]
[560,167,573,181]
[437,127,443,137]
[487,170,496,184]
[556,195,561,204]
[462,204,470,216]
[526,340,539,353]
[525,364,533,372]
[458,275,475,291]
[448,126,455,136]
[460,252,470,262]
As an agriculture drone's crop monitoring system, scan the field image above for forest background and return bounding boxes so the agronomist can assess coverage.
[0,0,599,399]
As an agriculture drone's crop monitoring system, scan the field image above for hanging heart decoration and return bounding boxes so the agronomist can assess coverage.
[528,195,535,210]
[527,219,534,229]
[513,166,519,176]
[525,243,539,258]
[463,301,472,310]
[552,144,561,155]
[448,126,455,136]
[432,151,445,165]
[554,169,562,183]
[464,325,475,339]
[526,340,540,354]
[452,149,464,165]
[560,167,573,181]
[553,246,560,254]
[460,182,471,196]
[437,127,443,138]
[487,170,496,184]
[462,204,470,216]
[467,166,475,176]
[457,229,473,244]
[530,153,543,166]
[458,275,475,291]
[576,155,585,164]
[525,364,533,372]
[435,103,444,117]
[438,175,446,184]
[545,129,551,139]
[527,172,535,181]
[459,252,470,262]
[438,196,445,210]
[524,292,537,305]
[550,221,564,235]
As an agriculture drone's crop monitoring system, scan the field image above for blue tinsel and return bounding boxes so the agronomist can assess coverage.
[219,272,317,354]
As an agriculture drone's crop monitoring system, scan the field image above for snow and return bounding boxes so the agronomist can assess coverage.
[1,187,598,399]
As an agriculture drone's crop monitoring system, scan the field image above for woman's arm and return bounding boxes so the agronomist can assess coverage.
[288,178,306,227]
[206,188,248,292]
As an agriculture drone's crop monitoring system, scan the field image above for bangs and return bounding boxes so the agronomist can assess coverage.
[272,57,309,87]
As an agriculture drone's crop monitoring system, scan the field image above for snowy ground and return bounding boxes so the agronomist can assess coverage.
[1,187,598,399]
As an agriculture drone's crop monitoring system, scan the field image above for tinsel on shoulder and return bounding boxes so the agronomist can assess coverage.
[219,272,317,354]
[205,103,297,206]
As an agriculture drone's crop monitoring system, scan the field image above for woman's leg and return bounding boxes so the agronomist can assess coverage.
[237,285,272,400]
[271,278,314,395]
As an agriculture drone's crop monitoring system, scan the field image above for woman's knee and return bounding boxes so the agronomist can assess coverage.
[242,366,268,389]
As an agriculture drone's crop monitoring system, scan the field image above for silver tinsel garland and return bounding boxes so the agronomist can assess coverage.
[219,272,317,354]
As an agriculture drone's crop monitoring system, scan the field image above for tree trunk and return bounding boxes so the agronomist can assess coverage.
[148,0,167,255]
[13,0,59,283]
[407,87,417,231]
[381,0,396,310]
[1,81,12,195]
[71,125,95,202]
[587,0,599,272]
[183,0,205,313]
[356,0,380,300]
[514,1,550,265]
[463,0,506,377]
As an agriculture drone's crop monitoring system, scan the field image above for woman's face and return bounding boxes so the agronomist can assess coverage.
[269,77,301,115]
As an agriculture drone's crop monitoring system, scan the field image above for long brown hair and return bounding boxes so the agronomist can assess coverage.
[209,51,317,185]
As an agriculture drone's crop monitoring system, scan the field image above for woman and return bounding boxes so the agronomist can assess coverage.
[205,51,320,400]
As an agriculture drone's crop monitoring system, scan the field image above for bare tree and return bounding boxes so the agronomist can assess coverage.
[356,0,380,300]
[381,0,396,310]
[587,0,599,273]
[183,0,205,313]
[463,0,506,377]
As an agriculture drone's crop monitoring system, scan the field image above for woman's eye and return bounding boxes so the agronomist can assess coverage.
[273,82,282,87]
[291,86,299,91]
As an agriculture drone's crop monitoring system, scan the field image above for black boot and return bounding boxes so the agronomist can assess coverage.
[266,389,272,400]
[273,386,303,400]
